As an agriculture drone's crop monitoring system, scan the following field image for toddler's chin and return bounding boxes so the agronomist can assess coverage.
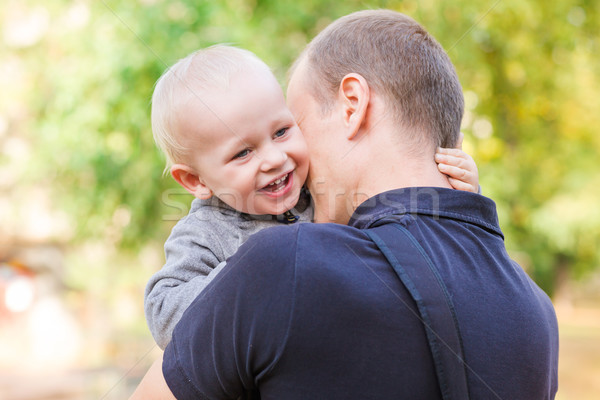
[285,187,303,209]
[274,197,300,216]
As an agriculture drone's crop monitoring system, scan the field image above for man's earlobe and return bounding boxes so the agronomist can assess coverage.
[339,73,370,140]
[171,164,213,199]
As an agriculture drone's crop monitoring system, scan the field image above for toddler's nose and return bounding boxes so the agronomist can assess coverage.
[260,146,287,172]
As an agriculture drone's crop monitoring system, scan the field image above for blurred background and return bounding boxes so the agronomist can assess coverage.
[1,0,599,398]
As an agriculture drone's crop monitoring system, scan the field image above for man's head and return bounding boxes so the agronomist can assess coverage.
[287,10,463,223]
[292,9,463,150]
[152,45,309,215]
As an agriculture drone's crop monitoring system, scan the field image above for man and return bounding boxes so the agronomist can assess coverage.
[132,10,558,399]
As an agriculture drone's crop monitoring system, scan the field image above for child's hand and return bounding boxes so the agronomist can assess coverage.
[435,133,480,193]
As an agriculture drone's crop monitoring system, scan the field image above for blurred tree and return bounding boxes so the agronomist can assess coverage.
[1,0,598,299]
[442,0,600,294]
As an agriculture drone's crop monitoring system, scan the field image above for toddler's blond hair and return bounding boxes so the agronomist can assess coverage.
[151,45,269,171]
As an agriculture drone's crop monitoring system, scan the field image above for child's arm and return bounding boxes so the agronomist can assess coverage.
[144,218,226,349]
[435,133,480,193]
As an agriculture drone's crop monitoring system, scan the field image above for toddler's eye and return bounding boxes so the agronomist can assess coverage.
[233,149,250,160]
[274,128,288,138]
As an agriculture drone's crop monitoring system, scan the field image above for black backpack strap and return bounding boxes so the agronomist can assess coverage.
[365,222,470,400]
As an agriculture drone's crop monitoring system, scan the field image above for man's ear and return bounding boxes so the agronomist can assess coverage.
[455,132,464,150]
[171,164,213,199]
[338,73,370,140]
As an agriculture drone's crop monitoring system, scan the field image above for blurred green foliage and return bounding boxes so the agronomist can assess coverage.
[1,0,599,296]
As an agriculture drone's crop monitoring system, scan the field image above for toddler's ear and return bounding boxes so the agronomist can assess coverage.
[171,164,213,199]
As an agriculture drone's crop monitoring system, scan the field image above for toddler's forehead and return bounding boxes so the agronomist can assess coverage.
[171,86,220,146]
[174,62,284,146]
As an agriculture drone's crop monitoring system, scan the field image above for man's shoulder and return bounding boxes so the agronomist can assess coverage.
[226,222,364,268]
[231,222,371,283]
[245,222,362,251]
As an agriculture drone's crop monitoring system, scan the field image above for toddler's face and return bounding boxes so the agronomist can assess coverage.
[179,67,309,215]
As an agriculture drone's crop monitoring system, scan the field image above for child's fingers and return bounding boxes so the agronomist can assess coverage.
[447,177,478,193]
[437,163,470,180]
[434,153,472,170]
[435,147,471,159]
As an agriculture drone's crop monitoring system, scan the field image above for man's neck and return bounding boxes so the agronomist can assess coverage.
[356,155,453,204]
[310,151,453,225]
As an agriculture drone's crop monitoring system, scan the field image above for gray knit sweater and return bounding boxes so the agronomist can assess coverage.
[144,191,313,349]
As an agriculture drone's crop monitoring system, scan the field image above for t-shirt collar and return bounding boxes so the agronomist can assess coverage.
[348,187,504,239]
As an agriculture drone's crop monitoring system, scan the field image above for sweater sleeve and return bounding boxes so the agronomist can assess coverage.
[144,214,227,349]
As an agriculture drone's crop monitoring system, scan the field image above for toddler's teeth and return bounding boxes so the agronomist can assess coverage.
[272,174,287,186]
[264,173,289,191]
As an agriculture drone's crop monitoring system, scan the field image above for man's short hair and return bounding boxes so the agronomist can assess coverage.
[151,45,268,170]
[301,10,464,149]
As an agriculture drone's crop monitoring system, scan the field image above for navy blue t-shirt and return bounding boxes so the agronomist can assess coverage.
[163,188,558,399]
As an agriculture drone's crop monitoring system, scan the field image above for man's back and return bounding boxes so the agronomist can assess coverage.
[164,188,558,399]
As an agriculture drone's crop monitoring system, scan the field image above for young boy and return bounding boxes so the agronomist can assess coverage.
[144,45,479,349]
